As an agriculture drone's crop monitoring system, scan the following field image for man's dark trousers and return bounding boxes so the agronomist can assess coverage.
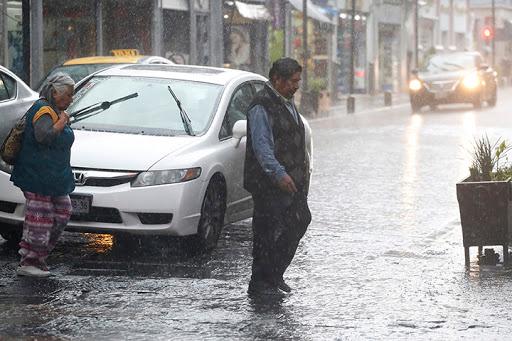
[250,191,311,286]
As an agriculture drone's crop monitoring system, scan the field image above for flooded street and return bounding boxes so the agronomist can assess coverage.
[3,89,512,340]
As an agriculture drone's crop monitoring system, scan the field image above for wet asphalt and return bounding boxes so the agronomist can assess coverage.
[3,88,512,340]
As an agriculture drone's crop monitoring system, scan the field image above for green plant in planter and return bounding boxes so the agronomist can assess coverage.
[468,135,512,181]
[309,77,328,95]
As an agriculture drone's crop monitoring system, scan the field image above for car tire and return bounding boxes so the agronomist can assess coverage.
[472,95,482,109]
[487,89,497,107]
[0,225,22,245]
[411,101,421,112]
[194,176,227,252]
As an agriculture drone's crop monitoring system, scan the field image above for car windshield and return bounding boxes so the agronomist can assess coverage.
[37,64,118,91]
[422,54,476,72]
[68,76,223,136]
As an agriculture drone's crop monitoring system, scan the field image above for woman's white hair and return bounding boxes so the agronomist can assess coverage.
[39,72,75,100]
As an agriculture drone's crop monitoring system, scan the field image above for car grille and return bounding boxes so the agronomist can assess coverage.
[425,80,458,92]
[71,207,122,224]
[72,169,138,187]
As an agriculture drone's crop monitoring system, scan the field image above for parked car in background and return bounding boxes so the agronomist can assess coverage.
[409,51,498,111]
[0,64,313,250]
[0,65,38,147]
[0,65,38,243]
[36,49,174,92]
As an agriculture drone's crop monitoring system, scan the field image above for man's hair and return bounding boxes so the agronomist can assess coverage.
[269,58,302,81]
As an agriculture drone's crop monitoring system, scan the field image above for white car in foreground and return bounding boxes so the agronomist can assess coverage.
[0,64,312,250]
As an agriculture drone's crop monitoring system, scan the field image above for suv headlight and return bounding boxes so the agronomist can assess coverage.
[0,159,13,174]
[462,73,480,89]
[409,79,422,91]
[131,168,201,187]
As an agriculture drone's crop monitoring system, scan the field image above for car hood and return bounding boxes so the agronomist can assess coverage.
[71,130,192,170]
[418,70,471,82]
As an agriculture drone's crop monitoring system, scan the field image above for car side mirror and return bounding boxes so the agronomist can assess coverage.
[479,64,489,70]
[232,119,247,148]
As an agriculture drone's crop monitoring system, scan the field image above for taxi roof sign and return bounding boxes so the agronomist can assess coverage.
[111,49,140,57]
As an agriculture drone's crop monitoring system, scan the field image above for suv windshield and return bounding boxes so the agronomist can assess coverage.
[68,76,222,136]
[422,54,476,72]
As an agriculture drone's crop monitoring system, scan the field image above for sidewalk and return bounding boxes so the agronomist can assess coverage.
[309,92,410,119]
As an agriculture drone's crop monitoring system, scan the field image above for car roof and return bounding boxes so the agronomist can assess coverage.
[91,64,267,85]
[63,55,171,65]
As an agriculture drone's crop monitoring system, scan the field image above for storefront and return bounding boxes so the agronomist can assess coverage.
[223,1,271,75]
[287,0,333,90]
[373,0,402,92]
[3,1,23,78]
[337,11,367,94]
[102,1,152,57]
[42,1,97,73]
[378,23,400,92]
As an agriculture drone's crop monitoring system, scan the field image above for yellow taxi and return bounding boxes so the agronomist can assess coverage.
[36,49,173,91]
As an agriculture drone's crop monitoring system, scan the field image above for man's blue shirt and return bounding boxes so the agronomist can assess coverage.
[247,86,300,183]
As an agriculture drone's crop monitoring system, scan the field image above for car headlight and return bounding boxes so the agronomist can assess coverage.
[409,79,422,91]
[462,73,481,89]
[0,159,13,174]
[131,168,201,187]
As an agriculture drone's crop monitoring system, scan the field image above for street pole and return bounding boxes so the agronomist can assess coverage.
[29,0,43,88]
[2,0,8,67]
[299,0,311,115]
[491,0,495,67]
[414,0,419,68]
[189,0,197,65]
[302,0,308,92]
[347,0,356,113]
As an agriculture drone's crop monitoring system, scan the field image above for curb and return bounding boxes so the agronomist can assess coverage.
[307,94,410,122]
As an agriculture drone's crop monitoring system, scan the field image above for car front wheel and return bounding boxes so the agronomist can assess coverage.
[472,92,482,109]
[487,89,497,107]
[411,100,422,112]
[194,176,227,251]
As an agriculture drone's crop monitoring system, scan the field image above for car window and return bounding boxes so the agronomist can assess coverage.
[0,72,16,101]
[69,76,223,136]
[252,81,265,94]
[220,83,254,139]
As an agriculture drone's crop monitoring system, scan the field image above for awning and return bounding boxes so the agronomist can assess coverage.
[288,0,333,25]
[235,1,272,21]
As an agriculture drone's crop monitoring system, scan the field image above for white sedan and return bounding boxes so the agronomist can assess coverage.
[0,64,312,250]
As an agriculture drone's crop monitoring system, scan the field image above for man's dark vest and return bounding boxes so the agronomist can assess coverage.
[244,84,309,196]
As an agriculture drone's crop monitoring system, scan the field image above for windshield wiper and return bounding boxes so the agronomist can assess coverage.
[167,85,194,136]
[69,92,139,124]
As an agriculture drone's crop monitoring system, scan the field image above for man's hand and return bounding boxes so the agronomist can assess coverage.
[277,174,298,194]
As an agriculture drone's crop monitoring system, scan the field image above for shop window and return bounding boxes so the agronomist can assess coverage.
[220,83,253,139]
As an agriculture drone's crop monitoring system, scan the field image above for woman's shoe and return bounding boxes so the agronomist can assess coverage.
[16,265,51,278]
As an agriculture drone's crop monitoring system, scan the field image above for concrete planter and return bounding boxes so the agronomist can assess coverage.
[456,177,512,266]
